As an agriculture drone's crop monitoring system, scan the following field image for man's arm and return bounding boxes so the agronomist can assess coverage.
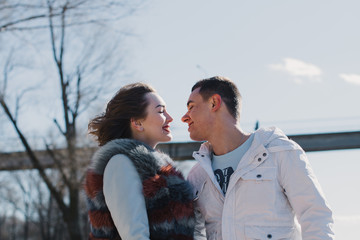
[187,163,207,240]
[278,149,334,240]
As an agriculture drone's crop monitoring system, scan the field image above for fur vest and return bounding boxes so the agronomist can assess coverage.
[84,139,195,240]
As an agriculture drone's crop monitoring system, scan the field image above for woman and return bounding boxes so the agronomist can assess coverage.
[84,83,195,240]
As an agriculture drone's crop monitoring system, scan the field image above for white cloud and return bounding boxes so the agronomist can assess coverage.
[269,58,322,83]
[339,73,360,86]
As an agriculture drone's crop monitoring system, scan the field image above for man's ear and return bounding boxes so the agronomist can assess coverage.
[210,94,222,112]
[130,118,144,131]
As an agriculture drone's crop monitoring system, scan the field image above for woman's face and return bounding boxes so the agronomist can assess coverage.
[139,92,173,148]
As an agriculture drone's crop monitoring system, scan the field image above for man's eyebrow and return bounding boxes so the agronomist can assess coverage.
[155,104,165,108]
[187,100,194,107]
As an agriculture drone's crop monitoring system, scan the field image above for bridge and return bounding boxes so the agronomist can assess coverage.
[1,130,360,171]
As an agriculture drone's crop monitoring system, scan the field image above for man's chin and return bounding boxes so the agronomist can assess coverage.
[189,133,204,142]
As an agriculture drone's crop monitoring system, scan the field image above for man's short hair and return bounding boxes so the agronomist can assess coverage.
[192,76,242,120]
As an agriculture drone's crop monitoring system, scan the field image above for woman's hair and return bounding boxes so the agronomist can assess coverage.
[88,82,155,146]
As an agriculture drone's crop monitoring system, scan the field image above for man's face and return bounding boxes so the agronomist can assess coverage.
[181,88,213,141]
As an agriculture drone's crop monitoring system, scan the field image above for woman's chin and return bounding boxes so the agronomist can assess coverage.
[163,134,173,142]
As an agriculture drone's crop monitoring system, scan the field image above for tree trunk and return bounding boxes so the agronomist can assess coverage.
[65,188,83,240]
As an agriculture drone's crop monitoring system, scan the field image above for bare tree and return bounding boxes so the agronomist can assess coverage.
[0,170,71,240]
[0,171,37,240]
[0,0,145,239]
[0,0,141,32]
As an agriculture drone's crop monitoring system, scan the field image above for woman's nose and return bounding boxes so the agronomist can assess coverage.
[166,112,173,122]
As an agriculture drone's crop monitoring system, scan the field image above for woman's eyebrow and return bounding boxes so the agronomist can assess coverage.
[155,104,165,108]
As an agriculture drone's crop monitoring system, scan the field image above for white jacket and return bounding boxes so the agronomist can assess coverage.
[187,127,334,240]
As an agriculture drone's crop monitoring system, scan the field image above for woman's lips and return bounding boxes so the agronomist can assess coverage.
[162,125,170,133]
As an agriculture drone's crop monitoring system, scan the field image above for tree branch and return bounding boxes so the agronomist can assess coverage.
[59,4,67,67]
[72,67,82,120]
[47,2,58,64]
[13,86,37,122]
[47,1,71,138]
[1,52,14,97]
[0,14,47,32]
[44,141,72,188]
[0,3,46,11]
[0,98,69,215]
[53,119,66,136]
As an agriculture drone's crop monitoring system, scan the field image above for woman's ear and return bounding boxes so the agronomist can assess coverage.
[130,118,144,131]
[210,94,222,112]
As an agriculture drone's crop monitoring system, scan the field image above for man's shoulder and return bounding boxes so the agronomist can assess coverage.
[187,162,207,185]
[266,137,303,153]
[187,162,205,178]
[255,127,303,152]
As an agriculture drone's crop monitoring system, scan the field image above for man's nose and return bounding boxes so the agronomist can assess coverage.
[181,113,189,123]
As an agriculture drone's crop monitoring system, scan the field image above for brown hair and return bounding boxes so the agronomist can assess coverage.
[88,82,155,146]
[192,76,242,120]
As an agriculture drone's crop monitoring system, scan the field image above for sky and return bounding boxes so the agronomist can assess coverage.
[118,0,360,140]
[1,0,359,238]
[117,0,360,238]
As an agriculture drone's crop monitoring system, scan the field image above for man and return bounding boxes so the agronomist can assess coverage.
[182,76,334,240]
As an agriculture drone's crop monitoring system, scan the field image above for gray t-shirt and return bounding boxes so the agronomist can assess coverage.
[212,134,254,194]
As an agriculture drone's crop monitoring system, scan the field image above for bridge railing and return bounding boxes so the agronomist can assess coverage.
[1,130,360,171]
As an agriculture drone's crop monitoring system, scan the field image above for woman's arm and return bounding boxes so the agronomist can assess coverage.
[103,154,150,240]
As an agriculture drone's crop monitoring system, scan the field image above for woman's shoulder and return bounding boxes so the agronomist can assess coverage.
[106,153,134,169]
[103,154,142,198]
